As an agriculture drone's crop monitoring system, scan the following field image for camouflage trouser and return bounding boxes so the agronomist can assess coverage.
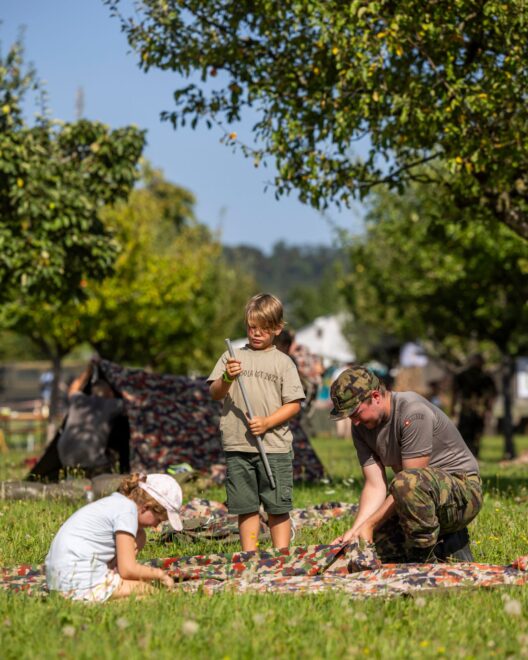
[374,468,482,562]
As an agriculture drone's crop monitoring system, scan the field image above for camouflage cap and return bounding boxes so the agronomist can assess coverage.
[329,366,381,421]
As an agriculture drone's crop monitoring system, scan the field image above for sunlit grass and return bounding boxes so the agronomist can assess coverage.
[1,434,528,658]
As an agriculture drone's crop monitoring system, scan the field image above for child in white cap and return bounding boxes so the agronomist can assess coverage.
[45,473,182,601]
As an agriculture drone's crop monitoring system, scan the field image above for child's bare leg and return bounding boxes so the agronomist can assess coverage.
[238,512,261,551]
[110,579,156,599]
[268,513,291,549]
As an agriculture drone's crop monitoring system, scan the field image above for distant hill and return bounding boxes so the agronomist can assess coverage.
[222,242,348,328]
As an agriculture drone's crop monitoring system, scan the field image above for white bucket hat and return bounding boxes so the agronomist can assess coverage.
[138,474,183,530]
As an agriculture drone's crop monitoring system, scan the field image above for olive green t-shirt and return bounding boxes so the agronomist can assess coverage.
[208,345,305,453]
[352,391,479,474]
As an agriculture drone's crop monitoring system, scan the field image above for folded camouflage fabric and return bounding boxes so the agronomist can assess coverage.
[3,544,528,599]
[1,564,46,596]
[161,499,359,543]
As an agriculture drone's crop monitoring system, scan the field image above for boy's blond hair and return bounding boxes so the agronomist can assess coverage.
[245,293,284,330]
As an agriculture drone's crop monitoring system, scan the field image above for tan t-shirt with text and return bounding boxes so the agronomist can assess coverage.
[208,345,305,453]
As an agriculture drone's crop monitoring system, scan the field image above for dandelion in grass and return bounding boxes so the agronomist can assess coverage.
[116,617,129,630]
[415,596,427,608]
[62,625,76,638]
[504,598,522,616]
[182,620,200,636]
[138,637,149,651]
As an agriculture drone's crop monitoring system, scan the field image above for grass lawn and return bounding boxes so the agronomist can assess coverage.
[1,434,528,659]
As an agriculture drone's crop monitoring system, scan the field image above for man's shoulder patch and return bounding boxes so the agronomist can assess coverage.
[403,413,425,427]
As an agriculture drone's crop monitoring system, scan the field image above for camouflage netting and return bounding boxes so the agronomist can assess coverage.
[98,359,324,481]
[29,359,325,482]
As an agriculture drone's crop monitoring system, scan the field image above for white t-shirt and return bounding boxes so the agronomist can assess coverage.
[45,492,138,593]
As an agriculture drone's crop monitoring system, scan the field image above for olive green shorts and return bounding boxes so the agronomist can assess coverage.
[225,451,293,515]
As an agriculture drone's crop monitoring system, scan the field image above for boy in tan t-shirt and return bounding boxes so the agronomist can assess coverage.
[208,293,305,550]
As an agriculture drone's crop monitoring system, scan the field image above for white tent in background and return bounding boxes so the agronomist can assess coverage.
[295,314,355,366]
[399,342,429,368]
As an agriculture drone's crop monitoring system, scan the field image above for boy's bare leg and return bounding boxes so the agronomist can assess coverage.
[238,512,261,551]
[268,513,291,549]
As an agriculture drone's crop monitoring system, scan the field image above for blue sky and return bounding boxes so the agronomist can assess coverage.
[2,1,365,252]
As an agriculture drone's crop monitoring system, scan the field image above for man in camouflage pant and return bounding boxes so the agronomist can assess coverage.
[330,366,482,562]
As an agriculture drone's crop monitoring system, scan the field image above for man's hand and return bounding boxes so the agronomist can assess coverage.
[248,415,270,436]
[331,528,358,546]
[332,520,376,545]
[356,521,375,544]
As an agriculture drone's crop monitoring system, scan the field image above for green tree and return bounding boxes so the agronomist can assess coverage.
[2,168,254,414]
[108,0,528,239]
[0,331,47,362]
[80,170,255,375]
[343,179,528,457]
[0,38,145,415]
[288,271,345,329]
[0,39,145,304]
[0,299,91,419]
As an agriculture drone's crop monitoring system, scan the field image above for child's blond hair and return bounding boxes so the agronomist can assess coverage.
[117,473,168,519]
[245,293,284,330]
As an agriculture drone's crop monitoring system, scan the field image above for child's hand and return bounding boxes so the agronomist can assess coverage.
[160,573,175,589]
[225,357,242,380]
[248,415,270,436]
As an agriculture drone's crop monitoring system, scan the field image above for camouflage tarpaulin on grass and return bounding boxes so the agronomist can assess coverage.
[3,544,528,599]
[164,499,359,543]
[98,359,324,481]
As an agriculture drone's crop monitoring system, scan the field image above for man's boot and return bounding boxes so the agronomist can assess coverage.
[435,527,474,562]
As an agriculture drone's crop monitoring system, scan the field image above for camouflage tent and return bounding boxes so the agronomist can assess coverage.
[29,359,325,482]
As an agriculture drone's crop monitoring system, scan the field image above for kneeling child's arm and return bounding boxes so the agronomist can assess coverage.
[116,532,174,589]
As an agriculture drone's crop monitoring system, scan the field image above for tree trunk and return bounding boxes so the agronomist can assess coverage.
[501,353,517,459]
